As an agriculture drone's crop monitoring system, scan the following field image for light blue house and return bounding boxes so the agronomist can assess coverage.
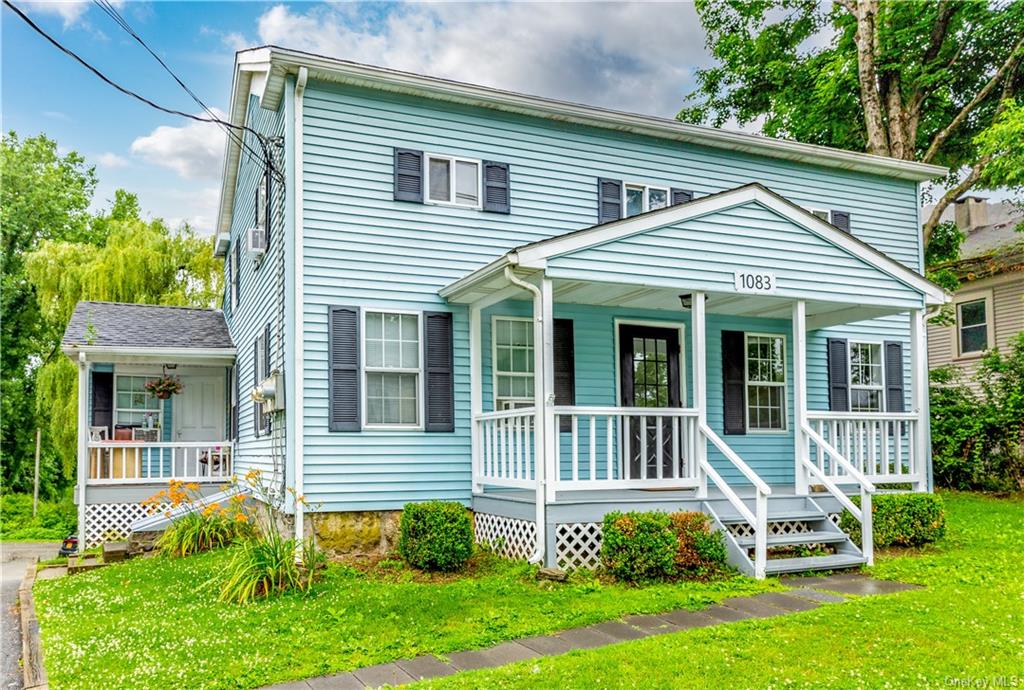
[68,46,948,577]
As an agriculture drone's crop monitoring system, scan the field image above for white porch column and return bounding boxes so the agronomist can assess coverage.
[792,300,809,495]
[691,292,708,498]
[76,352,89,550]
[470,305,483,495]
[540,277,557,504]
[909,308,928,488]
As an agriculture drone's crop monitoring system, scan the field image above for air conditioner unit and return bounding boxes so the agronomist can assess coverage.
[246,226,267,260]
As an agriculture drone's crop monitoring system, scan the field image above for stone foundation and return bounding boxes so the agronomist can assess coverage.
[307,510,403,557]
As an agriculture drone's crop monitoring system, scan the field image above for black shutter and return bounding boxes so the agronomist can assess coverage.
[598,178,622,224]
[671,188,694,206]
[424,311,455,432]
[830,210,851,233]
[231,366,239,441]
[234,240,242,307]
[884,341,905,413]
[827,338,850,412]
[224,251,231,315]
[252,338,260,438]
[722,331,746,435]
[553,319,575,432]
[394,148,424,202]
[482,161,511,214]
[91,371,113,437]
[328,306,361,431]
[262,323,272,434]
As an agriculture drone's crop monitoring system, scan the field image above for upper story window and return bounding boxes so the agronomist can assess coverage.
[364,311,421,427]
[745,334,787,431]
[426,155,480,208]
[849,341,883,412]
[624,183,670,218]
[493,317,534,410]
[957,297,989,355]
[809,208,830,221]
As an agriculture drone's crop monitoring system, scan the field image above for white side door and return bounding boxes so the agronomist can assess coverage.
[174,375,225,442]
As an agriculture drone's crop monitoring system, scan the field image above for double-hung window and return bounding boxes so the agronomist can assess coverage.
[745,334,787,431]
[623,183,669,218]
[115,375,162,427]
[957,297,989,355]
[364,311,421,427]
[849,342,884,412]
[493,317,534,409]
[426,154,481,208]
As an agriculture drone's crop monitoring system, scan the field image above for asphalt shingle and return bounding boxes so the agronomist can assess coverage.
[62,301,233,350]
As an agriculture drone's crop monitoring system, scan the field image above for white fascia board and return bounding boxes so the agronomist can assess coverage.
[61,345,237,363]
[438,253,514,302]
[254,46,947,183]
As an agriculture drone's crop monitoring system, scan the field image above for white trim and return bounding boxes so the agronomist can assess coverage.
[62,346,236,361]
[76,353,89,550]
[491,315,536,410]
[622,182,671,218]
[612,318,688,411]
[293,65,308,546]
[847,340,886,413]
[359,309,425,430]
[507,185,947,306]
[743,332,789,434]
[952,289,995,359]
[792,301,808,494]
[470,305,483,494]
[423,153,483,210]
[113,373,165,431]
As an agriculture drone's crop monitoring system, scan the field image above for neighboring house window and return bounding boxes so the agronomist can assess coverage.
[115,375,162,427]
[849,342,883,412]
[745,334,787,431]
[426,154,480,208]
[364,311,421,426]
[957,298,989,355]
[624,183,669,218]
[493,317,534,410]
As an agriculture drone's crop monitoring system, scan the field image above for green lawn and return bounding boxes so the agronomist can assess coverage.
[418,492,1024,689]
[34,542,774,689]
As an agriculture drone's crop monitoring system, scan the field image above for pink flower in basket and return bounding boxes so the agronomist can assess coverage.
[145,375,184,399]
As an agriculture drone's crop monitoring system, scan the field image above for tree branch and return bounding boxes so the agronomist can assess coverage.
[922,35,1024,164]
[922,156,991,248]
[850,0,890,156]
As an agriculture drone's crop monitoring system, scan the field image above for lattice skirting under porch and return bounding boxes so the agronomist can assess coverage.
[726,519,813,540]
[555,522,603,570]
[474,513,537,561]
[84,502,170,548]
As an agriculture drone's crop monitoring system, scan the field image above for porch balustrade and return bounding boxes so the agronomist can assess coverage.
[86,441,233,484]
[805,411,922,485]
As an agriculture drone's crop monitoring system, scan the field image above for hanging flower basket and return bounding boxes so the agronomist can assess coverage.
[146,375,184,400]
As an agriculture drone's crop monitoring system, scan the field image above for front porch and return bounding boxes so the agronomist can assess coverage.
[442,185,946,577]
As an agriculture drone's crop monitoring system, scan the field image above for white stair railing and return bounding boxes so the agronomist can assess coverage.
[699,423,772,579]
[802,423,875,565]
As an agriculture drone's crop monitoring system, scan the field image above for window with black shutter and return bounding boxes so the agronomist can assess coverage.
[424,311,454,432]
[884,341,905,413]
[554,319,575,432]
[721,330,746,435]
[394,148,424,202]
[482,161,511,214]
[826,338,850,412]
[328,306,361,431]
[598,178,623,223]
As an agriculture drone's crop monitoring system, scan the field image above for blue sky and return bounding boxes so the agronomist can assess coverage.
[1,1,713,232]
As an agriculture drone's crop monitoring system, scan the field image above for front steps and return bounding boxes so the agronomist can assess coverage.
[705,495,866,577]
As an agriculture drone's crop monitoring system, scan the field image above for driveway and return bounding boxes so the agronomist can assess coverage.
[1,542,59,690]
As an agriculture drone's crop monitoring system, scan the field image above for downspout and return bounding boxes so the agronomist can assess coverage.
[293,66,308,548]
[503,264,547,565]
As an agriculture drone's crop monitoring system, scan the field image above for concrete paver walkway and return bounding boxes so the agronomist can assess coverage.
[264,573,921,690]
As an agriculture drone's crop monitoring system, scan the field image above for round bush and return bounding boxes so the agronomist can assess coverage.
[399,501,473,572]
[600,511,676,582]
[840,493,946,548]
[669,511,727,574]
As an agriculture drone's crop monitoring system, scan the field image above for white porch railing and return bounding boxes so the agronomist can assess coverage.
[87,441,233,484]
[476,408,538,489]
[806,411,922,485]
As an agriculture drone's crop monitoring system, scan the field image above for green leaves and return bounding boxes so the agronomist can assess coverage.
[398,501,474,572]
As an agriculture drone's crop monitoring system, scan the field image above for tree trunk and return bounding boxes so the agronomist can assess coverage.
[850,0,891,157]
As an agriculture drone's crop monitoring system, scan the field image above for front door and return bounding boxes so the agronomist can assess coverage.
[618,324,682,480]
[173,375,225,442]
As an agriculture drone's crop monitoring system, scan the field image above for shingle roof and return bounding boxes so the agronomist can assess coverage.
[62,301,234,350]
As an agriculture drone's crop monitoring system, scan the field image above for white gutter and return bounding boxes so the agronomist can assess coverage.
[61,346,237,360]
[293,66,308,551]
[503,265,546,565]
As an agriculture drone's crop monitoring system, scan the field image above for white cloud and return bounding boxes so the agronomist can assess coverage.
[22,0,124,28]
[254,3,712,117]
[130,110,226,180]
[96,152,129,168]
[161,186,221,234]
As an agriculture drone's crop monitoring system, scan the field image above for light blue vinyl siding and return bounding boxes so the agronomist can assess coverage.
[296,79,926,510]
[546,202,923,309]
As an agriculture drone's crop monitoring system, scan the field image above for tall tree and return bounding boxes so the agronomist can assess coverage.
[681,0,1024,248]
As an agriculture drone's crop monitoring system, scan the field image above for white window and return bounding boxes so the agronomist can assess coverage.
[493,317,534,409]
[849,342,884,412]
[364,311,421,427]
[425,154,480,208]
[623,183,670,218]
[745,334,787,431]
[809,208,830,221]
[115,375,162,427]
[957,297,989,355]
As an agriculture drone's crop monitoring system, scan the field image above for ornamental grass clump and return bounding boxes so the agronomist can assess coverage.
[398,501,474,572]
[144,480,252,558]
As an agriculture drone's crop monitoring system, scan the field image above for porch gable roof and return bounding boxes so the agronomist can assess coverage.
[440,183,948,308]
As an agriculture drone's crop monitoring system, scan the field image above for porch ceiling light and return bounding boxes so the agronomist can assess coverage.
[678,294,693,311]
[164,363,177,370]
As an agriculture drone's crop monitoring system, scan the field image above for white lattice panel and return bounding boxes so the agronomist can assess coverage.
[555,522,603,570]
[727,520,813,539]
[84,502,169,548]
[475,513,536,561]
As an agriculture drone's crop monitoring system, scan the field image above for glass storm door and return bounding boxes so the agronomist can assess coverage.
[618,325,682,480]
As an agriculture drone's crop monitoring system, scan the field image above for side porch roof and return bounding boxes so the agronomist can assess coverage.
[440,183,949,312]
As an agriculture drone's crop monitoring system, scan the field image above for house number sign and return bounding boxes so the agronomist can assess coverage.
[734,271,777,294]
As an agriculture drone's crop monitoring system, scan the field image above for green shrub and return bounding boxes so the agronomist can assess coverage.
[601,511,676,582]
[399,501,473,572]
[0,492,76,541]
[669,511,727,575]
[840,493,947,548]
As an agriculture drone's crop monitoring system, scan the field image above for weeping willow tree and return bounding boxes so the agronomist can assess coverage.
[26,202,223,477]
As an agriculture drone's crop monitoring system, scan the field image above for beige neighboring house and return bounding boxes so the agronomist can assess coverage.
[927,196,1024,388]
